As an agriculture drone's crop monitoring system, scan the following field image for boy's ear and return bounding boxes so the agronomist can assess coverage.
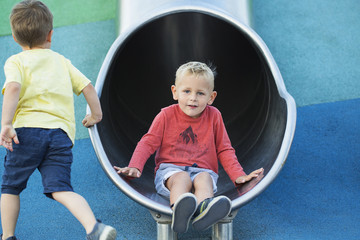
[12,34,18,43]
[47,30,53,43]
[171,85,178,100]
[207,91,217,105]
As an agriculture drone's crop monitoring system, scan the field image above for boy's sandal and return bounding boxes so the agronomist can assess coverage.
[86,220,117,240]
[171,193,197,233]
[192,195,232,231]
[0,235,18,240]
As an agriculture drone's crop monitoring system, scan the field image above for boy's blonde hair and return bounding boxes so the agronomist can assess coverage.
[175,61,216,90]
[10,0,53,48]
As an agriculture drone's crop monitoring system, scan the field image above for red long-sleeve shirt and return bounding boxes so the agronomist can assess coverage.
[128,104,246,183]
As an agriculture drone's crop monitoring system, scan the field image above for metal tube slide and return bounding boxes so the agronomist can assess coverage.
[88,0,296,217]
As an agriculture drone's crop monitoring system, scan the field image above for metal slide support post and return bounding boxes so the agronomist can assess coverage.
[150,209,238,240]
[150,210,177,240]
[212,210,238,240]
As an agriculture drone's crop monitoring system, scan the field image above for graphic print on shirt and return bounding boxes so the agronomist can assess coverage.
[169,125,208,161]
[180,126,198,144]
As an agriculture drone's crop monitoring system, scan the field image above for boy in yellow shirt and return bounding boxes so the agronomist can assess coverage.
[0,1,116,239]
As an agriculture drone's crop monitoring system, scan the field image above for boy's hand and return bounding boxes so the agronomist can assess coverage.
[235,168,264,184]
[0,125,19,152]
[114,166,141,178]
[82,114,102,128]
[82,84,102,128]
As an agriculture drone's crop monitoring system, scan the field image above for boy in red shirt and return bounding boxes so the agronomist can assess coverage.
[114,62,263,233]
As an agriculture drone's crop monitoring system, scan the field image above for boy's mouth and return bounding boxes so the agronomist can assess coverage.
[188,104,198,108]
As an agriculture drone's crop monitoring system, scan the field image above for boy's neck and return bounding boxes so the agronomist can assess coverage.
[22,45,50,51]
[20,41,51,51]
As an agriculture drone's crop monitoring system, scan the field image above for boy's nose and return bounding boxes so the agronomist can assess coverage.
[189,94,197,101]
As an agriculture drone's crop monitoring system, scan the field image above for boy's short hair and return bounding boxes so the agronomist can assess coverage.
[175,61,216,90]
[10,0,53,48]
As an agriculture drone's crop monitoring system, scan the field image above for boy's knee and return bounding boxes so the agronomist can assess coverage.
[195,172,212,181]
[172,171,191,181]
[193,172,214,190]
[167,171,192,188]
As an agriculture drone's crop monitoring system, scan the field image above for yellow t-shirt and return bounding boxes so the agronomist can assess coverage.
[2,49,90,144]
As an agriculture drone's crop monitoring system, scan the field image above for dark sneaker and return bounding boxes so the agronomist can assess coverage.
[171,193,197,233]
[192,196,232,231]
[86,221,117,240]
[0,234,18,240]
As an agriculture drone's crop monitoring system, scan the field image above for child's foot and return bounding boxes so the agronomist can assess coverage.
[0,234,18,240]
[192,196,232,231]
[86,221,117,240]
[171,193,197,233]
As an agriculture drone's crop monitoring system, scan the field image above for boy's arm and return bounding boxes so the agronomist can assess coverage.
[214,110,247,182]
[214,114,264,184]
[0,82,21,151]
[114,110,166,177]
[81,83,103,128]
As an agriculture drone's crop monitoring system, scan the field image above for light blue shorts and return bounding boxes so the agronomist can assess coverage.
[154,163,219,199]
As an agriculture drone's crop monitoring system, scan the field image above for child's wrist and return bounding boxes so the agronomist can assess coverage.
[1,123,13,128]
[91,113,103,122]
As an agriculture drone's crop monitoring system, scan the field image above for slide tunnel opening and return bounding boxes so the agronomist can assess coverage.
[95,11,287,207]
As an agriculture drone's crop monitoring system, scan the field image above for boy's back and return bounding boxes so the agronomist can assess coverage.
[0,1,116,239]
[3,49,90,143]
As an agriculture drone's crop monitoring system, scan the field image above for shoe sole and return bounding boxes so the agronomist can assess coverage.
[100,225,117,240]
[171,193,197,233]
[192,196,231,231]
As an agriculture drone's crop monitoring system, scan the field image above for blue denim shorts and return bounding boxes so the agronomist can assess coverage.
[154,163,218,199]
[1,128,74,198]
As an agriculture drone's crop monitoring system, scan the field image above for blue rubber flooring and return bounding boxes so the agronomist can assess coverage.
[0,98,358,239]
[1,0,360,239]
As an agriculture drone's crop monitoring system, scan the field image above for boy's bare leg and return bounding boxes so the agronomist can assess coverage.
[192,173,231,231]
[166,171,192,206]
[1,194,20,239]
[193,172,214,203]
[52,191,97,234]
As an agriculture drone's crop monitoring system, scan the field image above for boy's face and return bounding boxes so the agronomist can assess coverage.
[171,73,217,118]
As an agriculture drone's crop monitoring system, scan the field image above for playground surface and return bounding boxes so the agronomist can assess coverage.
[0,0,359,239]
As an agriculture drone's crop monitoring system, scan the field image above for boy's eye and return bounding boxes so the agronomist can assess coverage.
[197,92,205,96]
[184,90,190,94]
